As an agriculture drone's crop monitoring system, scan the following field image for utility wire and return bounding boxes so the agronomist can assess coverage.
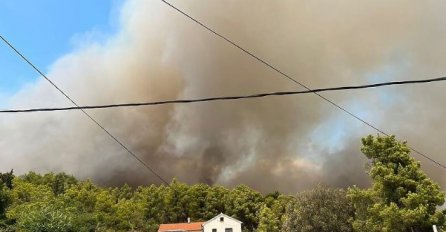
[160,0,446,170]
[1,76,445,113]
[0,34,169,185]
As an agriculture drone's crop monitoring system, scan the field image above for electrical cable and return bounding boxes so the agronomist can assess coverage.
[1,76,445,113]
[159,0,446,169]
[0,34,169,185]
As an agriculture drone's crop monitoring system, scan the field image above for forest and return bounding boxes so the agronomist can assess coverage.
[0,135,445,232]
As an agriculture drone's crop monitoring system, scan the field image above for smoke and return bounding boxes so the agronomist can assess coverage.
[1,0,446,193]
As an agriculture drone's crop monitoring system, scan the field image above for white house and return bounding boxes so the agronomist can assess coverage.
[158,213,242,232]
[202,213,242,232]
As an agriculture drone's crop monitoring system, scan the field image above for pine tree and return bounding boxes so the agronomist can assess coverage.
[349,135,446,231]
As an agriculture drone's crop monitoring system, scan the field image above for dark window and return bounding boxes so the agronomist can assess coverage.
[220,217,224,222]
[212,229,217,232]
[225,228,233,232]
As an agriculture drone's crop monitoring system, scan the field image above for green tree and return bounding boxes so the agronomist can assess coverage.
[6,178,75,232]
[51,173,78,196]
[184,183,209,221]
[163,179,189,223]
[113,198,145,231]
[21,172,77,196]
[348,135,445,231]
[282,185,353,232]
[0,170,14,227]
[12,202,74,232]
[257,205,280,232]
[140,184,167,230]
[0,171,14,190]
[0,171,299,231]
[225,185,263,231]
[0,186,12,227]
[0,170,13,221]
[203,185,228,220]
[265,192,293,230]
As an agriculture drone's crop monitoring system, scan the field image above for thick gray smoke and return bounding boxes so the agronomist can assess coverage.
[1,0,446,193]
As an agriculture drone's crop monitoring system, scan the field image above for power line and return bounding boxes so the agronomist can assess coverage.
[160,0,446,170]
[0,35,169,185]
[1,76,445,113]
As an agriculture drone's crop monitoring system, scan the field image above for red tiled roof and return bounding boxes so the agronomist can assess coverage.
[158,222,204,231]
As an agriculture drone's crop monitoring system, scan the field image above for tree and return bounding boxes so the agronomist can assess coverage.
[0,171,301,231]
[282,185,354,232]
[260,192,293,232]
[348,135,446,231]
[0,186,12,227]
[0,170,14,223]
[140,184,167,231]
[203,185,228,220]
[13,203,74,232]
[113,198,145,231]
[0,171,14,190]
[257,205,280,232]
[184,183,209,221]
[21,172,77,196]
[163,179,189,223]
[51,173,78,196]
[224,185,263,231]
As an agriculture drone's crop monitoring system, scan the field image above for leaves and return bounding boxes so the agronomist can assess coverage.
[0,172,286,231]
[282,185,354,232]
[0,135,444,231]
[349,135,446,231]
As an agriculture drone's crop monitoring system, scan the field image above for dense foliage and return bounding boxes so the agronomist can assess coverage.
[282,185,354,232]
[348,135,446,231]
[0,135,444,231]
[0,172,295,232]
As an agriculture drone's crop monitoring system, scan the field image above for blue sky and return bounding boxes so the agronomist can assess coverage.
[0,0,123,101]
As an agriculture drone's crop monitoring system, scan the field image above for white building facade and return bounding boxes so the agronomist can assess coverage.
[202,213,242,232]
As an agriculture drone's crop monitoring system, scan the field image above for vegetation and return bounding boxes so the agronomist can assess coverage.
[282,185,354,232]
[348,135,446,231]
[0,135,444,231]
[0,172,292,232]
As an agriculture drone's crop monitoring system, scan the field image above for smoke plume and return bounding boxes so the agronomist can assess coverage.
[1,0,446,193]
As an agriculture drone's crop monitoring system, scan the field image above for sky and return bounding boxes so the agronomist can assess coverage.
[1,0,446,193]
[0,0,123,104]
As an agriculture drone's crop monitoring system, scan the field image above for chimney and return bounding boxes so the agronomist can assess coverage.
[187,217,190,223]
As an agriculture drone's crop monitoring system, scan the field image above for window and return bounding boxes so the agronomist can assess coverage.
[220,217,224,222]
[212,229,217,232]
[225,228,233,232]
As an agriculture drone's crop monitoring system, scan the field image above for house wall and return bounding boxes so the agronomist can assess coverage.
[203,215,242,232]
